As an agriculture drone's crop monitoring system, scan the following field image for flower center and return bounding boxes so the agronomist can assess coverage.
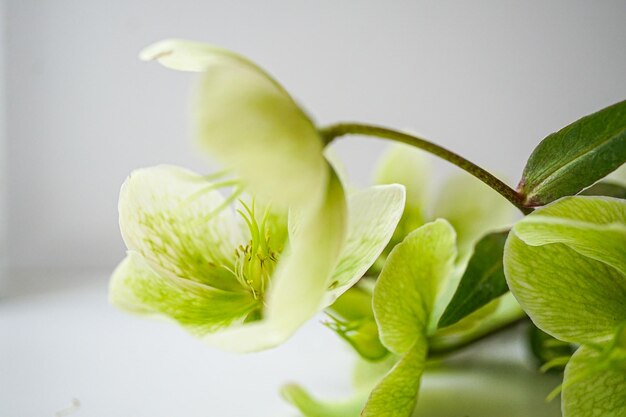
[233,201,281,301]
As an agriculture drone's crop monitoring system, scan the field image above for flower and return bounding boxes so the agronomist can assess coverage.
[110,165,404,352]
[373,142,515,262]
[110,39,407,352]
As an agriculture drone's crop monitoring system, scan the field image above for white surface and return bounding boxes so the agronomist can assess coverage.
[4,1,626,274]
[0,272,355,417]
[0,271,564,417]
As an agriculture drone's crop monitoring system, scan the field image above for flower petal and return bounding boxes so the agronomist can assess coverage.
[202,167,348,352]
[374,219,457,352]
[118,165,243,290]
[513,196,626,275]
[322,184,405,306]
[562,345,626,417]
[141,39,329,209]
[140,39,248,72]
[362,220,457,417]
[110,252,257,335]
[375,144,430,248]
[362,343,427,417]
[434,173,515,259]
[374,143,430,213]
[504,198,626,344]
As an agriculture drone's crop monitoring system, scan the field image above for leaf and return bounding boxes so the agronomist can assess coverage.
[504,197,626,345]
[580,181,626,199]
[518,100,626,207]
[438,231,509,328]
[429,293,524,353]
[562,345,626,417]
[362,220,457,417]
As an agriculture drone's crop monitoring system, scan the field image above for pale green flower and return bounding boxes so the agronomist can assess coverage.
[110,165,405,352]
[504,195,626,417]
[111,39,406,352]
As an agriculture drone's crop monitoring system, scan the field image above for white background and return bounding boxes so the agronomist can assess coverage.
[4,0,626,274]
[1,1,625,416]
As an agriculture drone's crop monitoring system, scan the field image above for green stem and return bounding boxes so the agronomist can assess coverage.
[320,123,532,215]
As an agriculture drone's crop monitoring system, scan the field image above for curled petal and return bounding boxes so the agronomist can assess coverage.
[141,39,329,209]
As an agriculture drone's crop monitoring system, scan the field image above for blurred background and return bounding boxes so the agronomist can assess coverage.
[1,1,625,416]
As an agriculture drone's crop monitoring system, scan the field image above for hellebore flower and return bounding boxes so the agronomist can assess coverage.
[110,39,405,352]
[110,165,404,352]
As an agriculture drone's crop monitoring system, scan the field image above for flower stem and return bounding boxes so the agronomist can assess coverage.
[320,123,532,215]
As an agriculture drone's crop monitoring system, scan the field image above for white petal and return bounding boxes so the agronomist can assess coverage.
[323,184,406,306]
[119,165,243,290]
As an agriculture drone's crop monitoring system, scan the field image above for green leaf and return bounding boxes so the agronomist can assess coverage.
[504,197,626,345]
[429,293,524,353]
[562,345,626,417]
[438,231,509,328]
[363,220,457,417]
[518,100,626,207]
[580,181,626,199]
